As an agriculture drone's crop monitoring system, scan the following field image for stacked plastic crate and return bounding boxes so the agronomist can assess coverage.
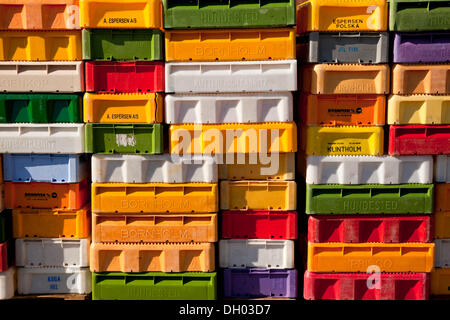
[163,0,298,299]
[297,0,435,300]
[387,0,450,296]
[0,0,91,298]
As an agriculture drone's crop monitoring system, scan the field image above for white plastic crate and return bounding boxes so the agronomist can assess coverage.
[0,124,85,154]
[435,239,450,268]
[165,92,293,124]
[91,154,218,183]
[15,238,89,268]
[17,267,91,295]
[435,156,450,183]
[219,239,294,269]
[0,62,84,92]
[0,267,15,300]
[305,155,433,184]
[165,60,297,93]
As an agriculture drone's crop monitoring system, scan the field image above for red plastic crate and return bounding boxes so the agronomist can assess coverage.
[304,271,429,300]
[85,61,165,93]
[389,125,450,155]
[221,210,297,240]
[0,241,12,272]
[308,215,431,243]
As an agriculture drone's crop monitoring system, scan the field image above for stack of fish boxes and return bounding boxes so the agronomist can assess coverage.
[0,0,91,297]
[164,0,298,299]
[298,0,435,300]
[387,0,450,296]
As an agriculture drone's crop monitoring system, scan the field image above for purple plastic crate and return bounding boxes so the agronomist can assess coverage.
[223,268,297,298]
[394,32,450,63]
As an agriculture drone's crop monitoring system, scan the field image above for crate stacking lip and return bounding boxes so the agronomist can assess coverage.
[392,64,450,95]
[435,155,450,182]
[90,242,215,273]
[170,123,297,155]
[218,152,295,181]
[221,210,297,240]
[302,64,390,94]
[17,267,91,295]
[5,179,89,210]
[15,238,89,268]
[12,206,90,239]
[220,180,296,211]
[307,242,435,272]
[79,0,162,29]
[0,30,82,61]
[165,60,297,93]
[92,213,218,243]
[301,126,384,156]
[0,267,15,299]
[92,272,217,300]
[388,95,450,125]
[83,93,163,123]
[0,61,84,93]
[304,271,429,300]
[0,241,12,272]
[299,94,386,126]
[308,215,431,243]
[91,183,218,214]
[91,154,217,184]
[3,154,89,183]
[431,268,450,295]
[305,155,433,184]
[219,239,294,269]
[0,93,82,123]
[0,0,80,30]
[163,0,296,29]
[389,0,450,31]
[82,29,163,61]
[389,125,450,155]
[0,210,11,243]
[85,61,164,93]
[306,184,434,214]
[297,0,388,33]
[297,32,389,64]
[393,32,450,63]
[165,28,296,62]
[224,268,297,299]
[85,123,163,154]
[165,92,293,124]
[0,123,85,154]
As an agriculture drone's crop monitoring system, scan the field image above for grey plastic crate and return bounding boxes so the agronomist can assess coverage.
[297,32,389,64]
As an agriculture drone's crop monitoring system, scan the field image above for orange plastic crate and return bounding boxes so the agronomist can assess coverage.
[392,64,450,95]
[434,210,450,239]
[436,183,450,212]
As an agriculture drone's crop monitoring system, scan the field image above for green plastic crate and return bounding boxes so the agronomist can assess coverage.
[305,184,434,214]
[390,0,450,31]
[82,29,164,61]
[163,0,296,29]
[92,272,217,300]
[85,123,163,154]
[0,94,81,123]
[0,210,12,243]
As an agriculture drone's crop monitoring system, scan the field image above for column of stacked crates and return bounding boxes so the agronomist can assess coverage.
[163,0,298,299]
[297,0,435,300]
[0,0,91,299]
[387,0,450,297]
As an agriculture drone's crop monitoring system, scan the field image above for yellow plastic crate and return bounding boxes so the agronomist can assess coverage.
[92,183,218,214]
[0,31,82,61]
[307,242,434,273]
[387,95,450,125]
[170,123,297,155]
[297,0,388,32]
[431,268,450,295]
[79,0,162,29]
[165,28,296,62]
[220,180,296,211]
[301,125,384,156]
[83,93,164,123]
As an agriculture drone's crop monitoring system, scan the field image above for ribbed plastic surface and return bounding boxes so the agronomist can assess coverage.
[305,155,433,184]
[388,95,450,124]
[219,239,294,269]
